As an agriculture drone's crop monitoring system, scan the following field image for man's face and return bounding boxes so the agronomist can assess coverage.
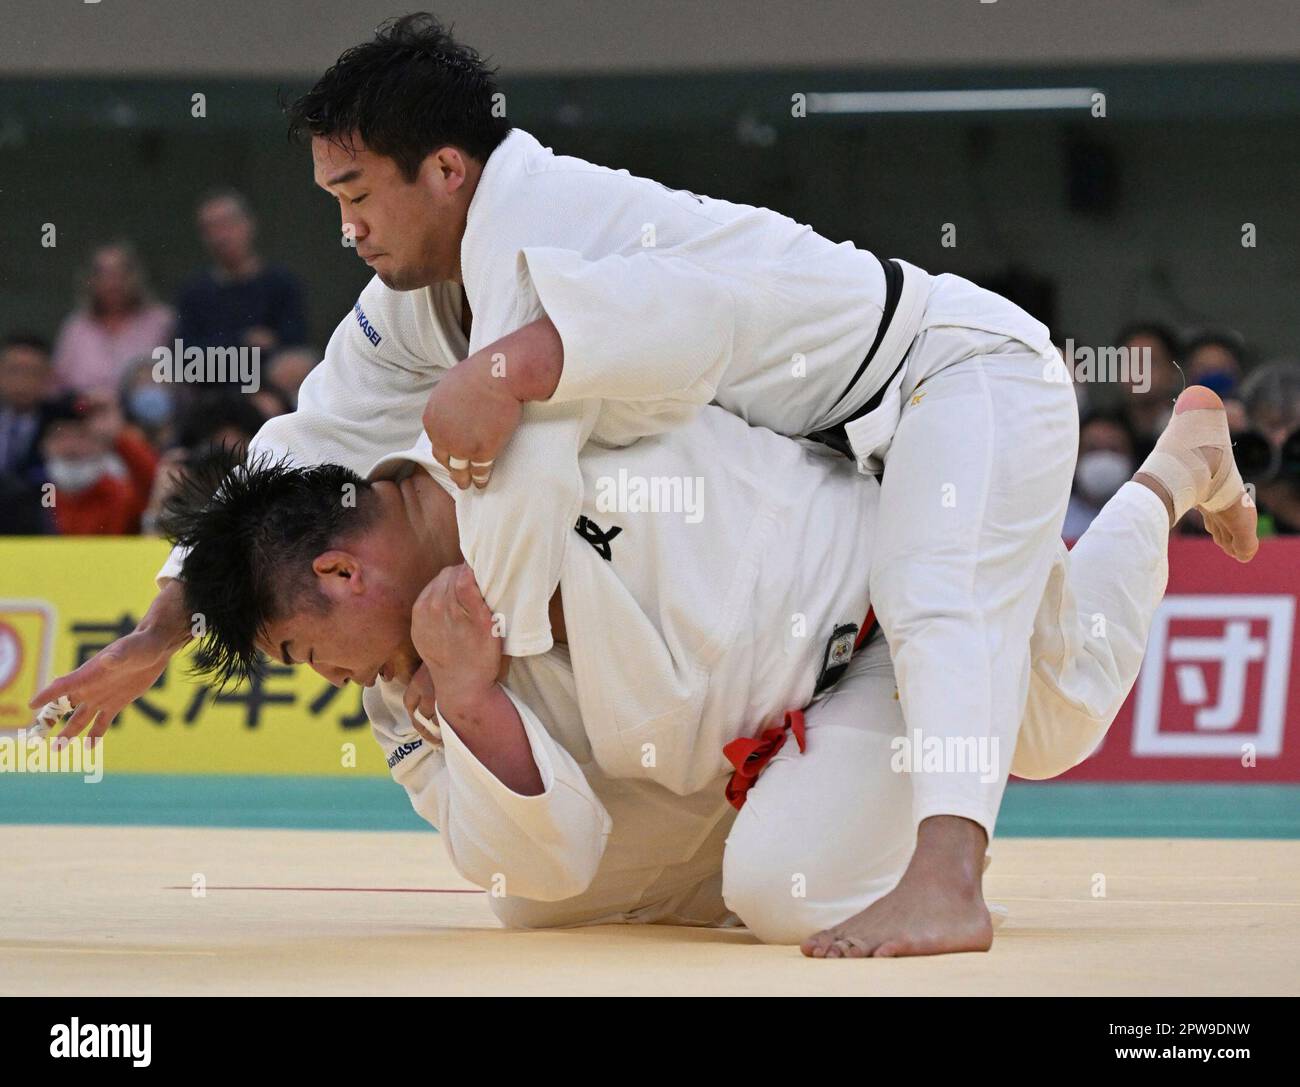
[198,198,256,268]
[1251,402,1298,448]
[259,552,422,690]
[1079,419,1133,458]
[0,345,50,412]
[1122,334,1179,400]
[42,419,100,462]
[89,247,137,311]
[267,349,315,401]
[1187,343,1240,383]
[312,134,472,290]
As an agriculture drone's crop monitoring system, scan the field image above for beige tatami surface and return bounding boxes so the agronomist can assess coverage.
[2,827,1296,995]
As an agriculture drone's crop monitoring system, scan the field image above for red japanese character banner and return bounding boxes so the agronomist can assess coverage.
[0,538,388,775]
[1054,537,1299,783]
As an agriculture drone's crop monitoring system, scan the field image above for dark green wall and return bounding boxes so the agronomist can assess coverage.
[3,66,1298,360]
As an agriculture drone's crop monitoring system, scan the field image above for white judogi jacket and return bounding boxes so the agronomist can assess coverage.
[364,406,877,907]
[159,128,1048,658]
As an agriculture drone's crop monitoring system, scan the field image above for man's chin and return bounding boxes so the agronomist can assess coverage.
[374,266,432,292]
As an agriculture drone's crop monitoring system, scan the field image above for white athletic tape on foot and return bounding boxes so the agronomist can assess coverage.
[1139,406,1244,521]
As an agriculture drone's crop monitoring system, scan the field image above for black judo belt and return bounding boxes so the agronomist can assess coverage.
[807,254,906,460]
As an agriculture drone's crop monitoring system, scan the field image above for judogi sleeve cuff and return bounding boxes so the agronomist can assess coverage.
[435,691,552,799]
[156,544,186,589]
[435,686,609,830]
[501,629,555,658]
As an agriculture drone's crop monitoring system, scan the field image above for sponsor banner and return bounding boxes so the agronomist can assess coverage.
[3,534,1296,782]
[0,538,388,775]
[1057,537,1299,782]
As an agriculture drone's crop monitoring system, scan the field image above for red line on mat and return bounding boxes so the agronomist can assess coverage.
[163,885,484,894]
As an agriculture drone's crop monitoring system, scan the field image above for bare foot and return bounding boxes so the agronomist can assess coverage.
[1203,500,1258,562]
[801,815,994,958]
[1135,386,1259,563]
[801,873,994,958]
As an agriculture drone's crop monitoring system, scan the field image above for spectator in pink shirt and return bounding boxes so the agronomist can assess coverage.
[52,242,174,395]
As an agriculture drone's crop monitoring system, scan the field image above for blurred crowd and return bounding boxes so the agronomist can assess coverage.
[2,199,1299,539]
[0,190,317,535]
[1065,324,1300,539]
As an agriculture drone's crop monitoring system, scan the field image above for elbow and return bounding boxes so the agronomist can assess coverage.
[496,848,602,904]
[446,836,603,904]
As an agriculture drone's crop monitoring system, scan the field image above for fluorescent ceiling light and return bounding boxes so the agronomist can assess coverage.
[807,88,1100,114]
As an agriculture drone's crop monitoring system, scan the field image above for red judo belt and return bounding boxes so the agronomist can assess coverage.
[723,608,876,811]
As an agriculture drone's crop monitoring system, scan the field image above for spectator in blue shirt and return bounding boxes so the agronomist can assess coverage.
[175,189,307,364]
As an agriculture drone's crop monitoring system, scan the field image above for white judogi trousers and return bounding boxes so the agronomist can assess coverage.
[721,482,1170,942]
[865,324,1081,838]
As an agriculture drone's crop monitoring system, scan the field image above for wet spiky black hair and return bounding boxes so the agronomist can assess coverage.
[158,448,376,688]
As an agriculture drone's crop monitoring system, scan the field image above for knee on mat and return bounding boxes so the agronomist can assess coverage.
[721,860,827,944]
[721,815,894,945]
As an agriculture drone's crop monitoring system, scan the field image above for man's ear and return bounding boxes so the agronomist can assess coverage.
[426,146,469,194]
[312,550,366,600]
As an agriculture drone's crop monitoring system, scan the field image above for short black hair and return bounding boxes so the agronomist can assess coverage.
[1078,408,1140,454]
[36,391,94,447]
[1115,321,1181,360]
[1183,328,1249,367]
[159,450,377,687]
[175,392,267,451]
[196,188,253,218]
[286,12,512,182]
[1,332,52,357]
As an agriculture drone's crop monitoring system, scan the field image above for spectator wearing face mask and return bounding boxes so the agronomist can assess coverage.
[37,392,158,535]
[1183,329,1248,401]
[51,242,174,396]
[117,355,178,448]
[1063,411,1139,539]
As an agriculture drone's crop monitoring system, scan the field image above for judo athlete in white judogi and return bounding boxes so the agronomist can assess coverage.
[39,15,1258,955]
[161,387,1234,950]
